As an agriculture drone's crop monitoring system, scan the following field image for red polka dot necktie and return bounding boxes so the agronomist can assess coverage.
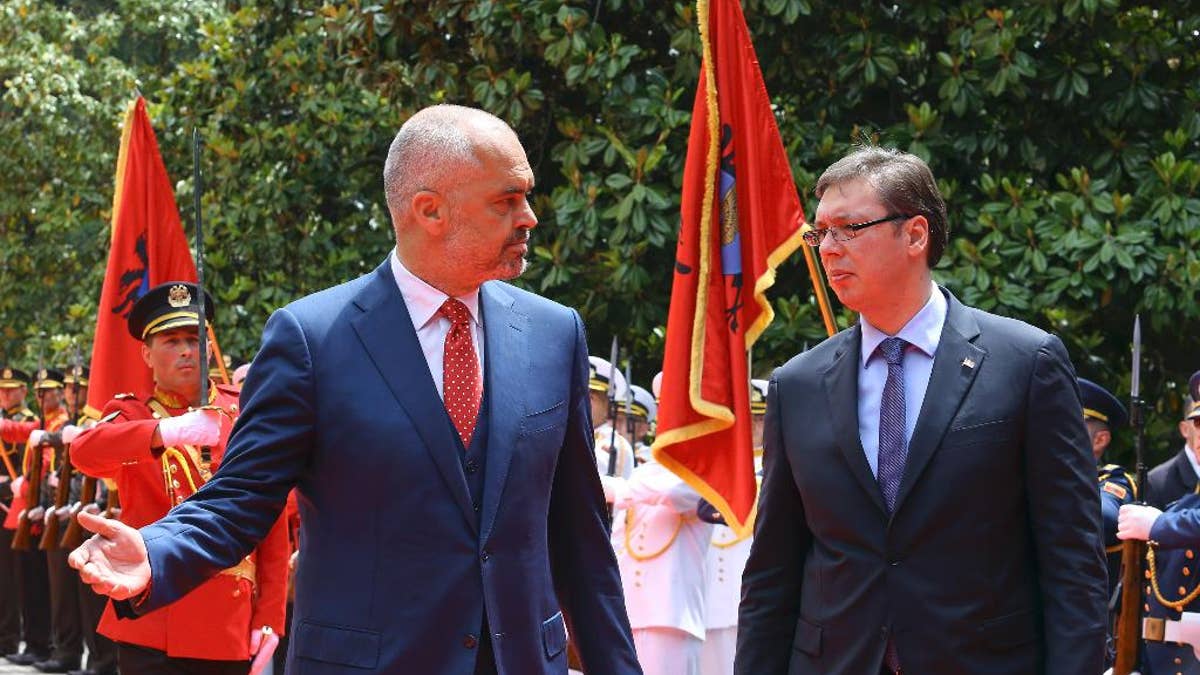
[439,298,482,446]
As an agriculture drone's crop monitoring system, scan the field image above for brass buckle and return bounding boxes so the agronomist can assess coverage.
[1143,617,1166,642]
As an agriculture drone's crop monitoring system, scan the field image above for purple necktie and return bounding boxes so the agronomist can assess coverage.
[877,337,908,513]
[877,336,907,674]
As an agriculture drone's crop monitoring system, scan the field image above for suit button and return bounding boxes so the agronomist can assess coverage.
[465,459,478,474]
[463,634,477,649]
[473,502,480,512]
[481,551,490,562]
[889,560,901,567]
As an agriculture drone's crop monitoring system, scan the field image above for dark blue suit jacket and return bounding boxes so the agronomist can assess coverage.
[135,260,641,674]
[736,288,1107,675]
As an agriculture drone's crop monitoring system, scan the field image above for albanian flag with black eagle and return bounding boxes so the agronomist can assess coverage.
[652,0,806,536]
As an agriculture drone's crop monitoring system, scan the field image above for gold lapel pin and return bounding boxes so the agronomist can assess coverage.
[962,357,976,369]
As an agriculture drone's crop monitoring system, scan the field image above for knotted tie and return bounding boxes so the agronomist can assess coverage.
[877,336,908,512]
[439,298,482,446]
[877,336,907,674]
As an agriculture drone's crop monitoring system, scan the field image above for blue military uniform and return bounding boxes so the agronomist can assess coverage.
[1140,487,1200,674]
[1101,464,1138,586]
[1079,378,1135,597]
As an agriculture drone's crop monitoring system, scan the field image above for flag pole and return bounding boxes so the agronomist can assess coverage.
[799,242,837,337]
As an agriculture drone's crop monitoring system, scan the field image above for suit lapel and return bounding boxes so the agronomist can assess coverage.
[893,291,985,514]
[823,327,887,514]
[478,282,528,544]
[349,262,477,533]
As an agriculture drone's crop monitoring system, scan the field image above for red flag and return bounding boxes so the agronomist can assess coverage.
[85,97,196,417]
[652,0,805,536]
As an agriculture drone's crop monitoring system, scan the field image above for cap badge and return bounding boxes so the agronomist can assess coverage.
[38,369,47,380]
[168,284,193,308]
[1,368,10,379]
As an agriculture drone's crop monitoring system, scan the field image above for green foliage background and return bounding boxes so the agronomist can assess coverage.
[1,0,1197,466]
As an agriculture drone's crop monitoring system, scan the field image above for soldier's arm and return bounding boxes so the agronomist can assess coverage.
[0,417,38,444]
[70,399,160,477]
[605,463,702,514]
[249,512,290,635]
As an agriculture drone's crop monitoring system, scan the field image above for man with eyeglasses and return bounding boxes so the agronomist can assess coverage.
[1146,371,1200,509]
[736,146,1106,675]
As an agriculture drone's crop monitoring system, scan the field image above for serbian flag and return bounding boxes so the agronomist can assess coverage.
[85,97,196,417]
[651,0,805,536]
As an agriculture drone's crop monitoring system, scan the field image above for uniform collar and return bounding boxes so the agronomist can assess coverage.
[152,382,217,409]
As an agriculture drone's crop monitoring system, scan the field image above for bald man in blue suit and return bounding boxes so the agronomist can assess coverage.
[70,105,641,675]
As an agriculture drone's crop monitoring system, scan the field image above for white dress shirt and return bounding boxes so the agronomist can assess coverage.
[389,250,484,400]
[857,282,947,477]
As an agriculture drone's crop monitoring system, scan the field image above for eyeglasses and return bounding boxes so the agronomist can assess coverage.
[801,213,914,247]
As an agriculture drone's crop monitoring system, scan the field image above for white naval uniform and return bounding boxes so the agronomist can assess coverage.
[699,525,751,675]
[604,459,712,675]
[699,450,761,675]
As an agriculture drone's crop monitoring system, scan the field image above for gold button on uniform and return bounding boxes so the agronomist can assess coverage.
[1188,550,1195,560]
[1184,567,1191,576]
[1180,586,1189,596]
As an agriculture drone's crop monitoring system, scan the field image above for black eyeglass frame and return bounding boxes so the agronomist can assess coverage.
[801,213,915,247]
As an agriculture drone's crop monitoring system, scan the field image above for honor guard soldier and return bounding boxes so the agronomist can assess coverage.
[1119,400,1200,675]
[617,385,656,463]
[600,377,712,675]
[696,378,767,675]
[57,364,117,675]
[589,356,635,479]
[69,282,288,674]
[29,368,85,674]
[0,367,41,660]
[1079,378,1135,597]
[1147,371,1200,509]
[2,368,73,667]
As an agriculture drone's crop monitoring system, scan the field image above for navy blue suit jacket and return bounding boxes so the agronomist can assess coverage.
[135,260,641,674]
[736,288,1107,675]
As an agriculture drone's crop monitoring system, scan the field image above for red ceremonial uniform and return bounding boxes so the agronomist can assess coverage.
[70,383,288,660]
[0,409,63,531]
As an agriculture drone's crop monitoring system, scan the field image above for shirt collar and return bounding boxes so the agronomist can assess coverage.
[390,249,481,331]
[860,281,947,367]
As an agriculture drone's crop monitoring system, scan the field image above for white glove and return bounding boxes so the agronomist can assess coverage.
[158,409,221,447]
[26,506,44,523]
[599,475,618,504]
[61,425,83,445]
[27,430,46,447]
[1118,504,1162,542]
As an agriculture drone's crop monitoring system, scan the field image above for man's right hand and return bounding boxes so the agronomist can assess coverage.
[67,510,151,601]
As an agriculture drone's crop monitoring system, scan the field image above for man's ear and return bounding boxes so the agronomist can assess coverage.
[140,341,153,369]
[905,214,930,258]
[410,190,448,236]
